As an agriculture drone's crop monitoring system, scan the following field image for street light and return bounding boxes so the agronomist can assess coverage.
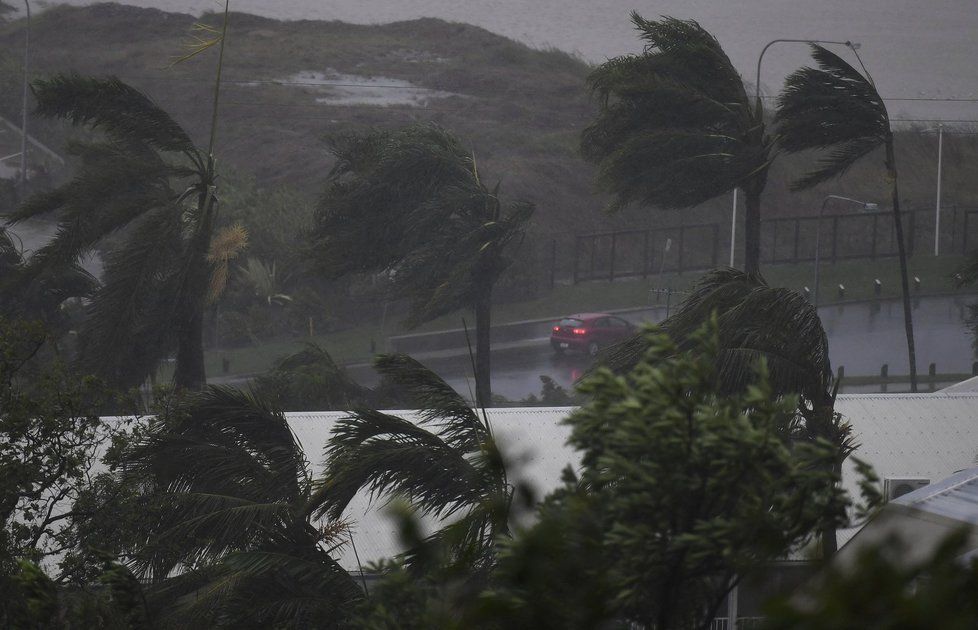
[19,0,31,188]
[813,195,878,306]
[748,38,862,273]
[919,124,945,256]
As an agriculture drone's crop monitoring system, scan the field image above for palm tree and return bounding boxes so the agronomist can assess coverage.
[3,74,237,390]
[311,123,534,406]
[310,353,513,573]
[775,45,918,392]
[0,226,96,338]
[581,14,772,274]
[602,268,856,555]
[122,385,362,627]
[251,342,375,412]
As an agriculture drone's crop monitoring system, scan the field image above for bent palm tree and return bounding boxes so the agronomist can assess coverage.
[311,353,512,573]
[123,386,361,627]
[581,14,772,273]
[4,75,230,389]
[602,269,855,555]
[311,123,533,406]
[775,45,917,392]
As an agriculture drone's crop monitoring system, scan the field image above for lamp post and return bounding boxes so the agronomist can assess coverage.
[814,195,877,306]
[19,0,31,188]
[931,124,944,256]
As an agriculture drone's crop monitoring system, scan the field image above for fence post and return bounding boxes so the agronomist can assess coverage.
[711,224,719,267]
[589,235,596,278]
[793,218,801,263]
[549,238,556,290]
[881,363,888,393]
[831,215,839,263]
[642,230,650,278]
[608,233,617,282]
[572,236,580,285]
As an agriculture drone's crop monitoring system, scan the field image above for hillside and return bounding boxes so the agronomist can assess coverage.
[1,3,977,243]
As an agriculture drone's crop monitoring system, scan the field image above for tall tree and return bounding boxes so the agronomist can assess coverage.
[4,74,241,390]
[311,353,513,573]
[311,123,533,406]
[775,44,918,392]
[581,14,772,273]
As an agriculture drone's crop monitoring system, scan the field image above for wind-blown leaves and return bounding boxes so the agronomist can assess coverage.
[311,354,510,570]
[600,268,831,404]
[581,14,769,213]
[775,44,889,190]
[311,122,533,403]
[4,75,229,389]
[121,386,361,625]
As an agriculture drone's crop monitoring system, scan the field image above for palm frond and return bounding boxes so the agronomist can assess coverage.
[600,269,830,401]
[373,353,488,446]
[206,223,249,304]
[312,408,486,522]
[775,45,888,191]
[582,14,766,213]
[31,74,199,158]
[76,208,184,386]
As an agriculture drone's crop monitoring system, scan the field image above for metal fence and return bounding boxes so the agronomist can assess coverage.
[569,206,977,284]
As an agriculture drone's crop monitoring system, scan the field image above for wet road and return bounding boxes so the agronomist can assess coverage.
[352,295,978,402]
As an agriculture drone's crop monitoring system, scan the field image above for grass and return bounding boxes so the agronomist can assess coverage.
[204,255,976,379]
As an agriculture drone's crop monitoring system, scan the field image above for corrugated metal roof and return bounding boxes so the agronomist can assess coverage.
[940,375,978,393]
[892,466,978,526]
[289,394,978,570]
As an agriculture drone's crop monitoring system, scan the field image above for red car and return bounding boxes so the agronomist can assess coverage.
[550,313,634,357]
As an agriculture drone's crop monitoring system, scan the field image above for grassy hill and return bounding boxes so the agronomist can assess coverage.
[1,3,977,237]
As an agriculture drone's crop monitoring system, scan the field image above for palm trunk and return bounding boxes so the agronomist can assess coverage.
[174,310,206,390]
[743,186,762,275]
[173,186,217,391]
[474,286,492,408]
[885,137,918,392]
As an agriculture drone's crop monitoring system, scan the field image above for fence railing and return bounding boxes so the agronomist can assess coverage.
[569,206,977,285]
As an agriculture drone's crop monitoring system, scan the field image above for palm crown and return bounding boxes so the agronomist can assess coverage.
[5,75,228,389]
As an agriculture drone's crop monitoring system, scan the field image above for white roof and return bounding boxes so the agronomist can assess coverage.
[285,393,978,570]
[940,375,978,393]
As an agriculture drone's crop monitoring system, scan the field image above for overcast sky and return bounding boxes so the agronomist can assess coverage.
[41,0,978,122]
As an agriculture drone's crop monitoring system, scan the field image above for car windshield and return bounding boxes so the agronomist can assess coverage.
[559,318,583,327]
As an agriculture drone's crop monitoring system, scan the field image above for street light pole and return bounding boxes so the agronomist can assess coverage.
[19,0,31,188]
[935,123,944,256]
[814,195,877,306]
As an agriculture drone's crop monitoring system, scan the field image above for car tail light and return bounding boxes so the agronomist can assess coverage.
[553,326,560,332]
[573,328,587,335]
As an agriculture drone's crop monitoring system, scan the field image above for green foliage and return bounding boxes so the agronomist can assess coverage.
[0,318,120,570]
[5,74,221,389]
[117,385,361,627]
[775,45,889,190]
[581,14,769,213]
[251,342,376,411]
[312,354,512,574]
[763,529,978,629]
[312,123,533,327]
[563,322,847,627]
